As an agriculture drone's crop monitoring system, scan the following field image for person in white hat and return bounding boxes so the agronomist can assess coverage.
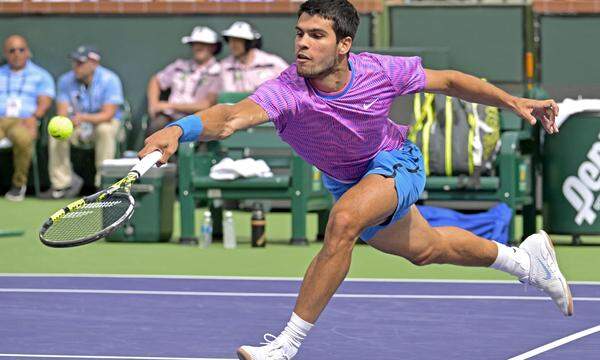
[220,21,289,93]
[146,26,222,135]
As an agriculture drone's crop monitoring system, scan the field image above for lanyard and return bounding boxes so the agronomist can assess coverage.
[5,71,27,97]
[179,62,209,97]
[73,82,94,113]
[191,71,208,96]
[231,59,252,92]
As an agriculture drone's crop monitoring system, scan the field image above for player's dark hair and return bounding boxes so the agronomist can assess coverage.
[298,0,360,42]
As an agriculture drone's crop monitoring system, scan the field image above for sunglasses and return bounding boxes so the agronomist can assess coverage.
[8,48,26,54]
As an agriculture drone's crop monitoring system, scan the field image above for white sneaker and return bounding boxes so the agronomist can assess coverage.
[519,230,574,316]
[237,334,297,360]
[5,185,26,202]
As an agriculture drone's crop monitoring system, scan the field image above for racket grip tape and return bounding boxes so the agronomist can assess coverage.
[131,150,162,178]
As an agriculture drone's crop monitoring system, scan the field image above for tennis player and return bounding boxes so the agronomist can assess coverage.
[139,1,571,358]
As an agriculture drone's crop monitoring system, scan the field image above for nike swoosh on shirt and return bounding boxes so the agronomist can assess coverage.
[363,98,378,110]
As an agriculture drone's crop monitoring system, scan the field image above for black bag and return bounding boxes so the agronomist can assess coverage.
[408,92,501,179]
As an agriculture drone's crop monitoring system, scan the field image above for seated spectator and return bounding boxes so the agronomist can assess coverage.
[146,26,222,136]
[220,21,288,93]
[0,34,54,201]
[40,45,124,199]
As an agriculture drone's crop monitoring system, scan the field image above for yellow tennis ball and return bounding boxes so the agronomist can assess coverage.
[48,116,73,140]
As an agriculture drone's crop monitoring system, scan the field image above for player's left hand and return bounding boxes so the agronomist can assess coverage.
[512,98,559,134]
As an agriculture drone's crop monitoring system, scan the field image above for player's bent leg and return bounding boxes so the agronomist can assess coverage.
[368,205,499,267]
[237,174,398,360]
[368,205,573,316]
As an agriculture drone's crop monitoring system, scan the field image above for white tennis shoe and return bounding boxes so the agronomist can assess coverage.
[237,334,297,360]
[519,230,574,316]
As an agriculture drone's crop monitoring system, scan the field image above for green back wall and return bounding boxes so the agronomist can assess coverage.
[0,15,372,127]
[539,15,600,99]
[389,6,524,83]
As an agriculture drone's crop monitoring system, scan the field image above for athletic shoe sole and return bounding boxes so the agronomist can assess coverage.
[539,230,574,316]
[4,194,25,202]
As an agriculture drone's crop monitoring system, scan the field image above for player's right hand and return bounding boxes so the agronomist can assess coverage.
[138,126,182,165]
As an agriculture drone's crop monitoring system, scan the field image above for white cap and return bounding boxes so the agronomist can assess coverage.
[181,26,220,45]
[222,21,261,41]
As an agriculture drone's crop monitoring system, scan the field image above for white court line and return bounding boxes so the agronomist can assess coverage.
[1,288,600,301]
[2,273,600,285]
[0,355,234,360]
[0,273,518,283]
[508,324,600,360]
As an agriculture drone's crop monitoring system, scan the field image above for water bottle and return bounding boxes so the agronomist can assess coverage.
[251,203,266,248]
[223,211,237,249]
[200,211,213,248]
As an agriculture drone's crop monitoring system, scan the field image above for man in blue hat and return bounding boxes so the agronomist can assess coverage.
[40,45,124,198]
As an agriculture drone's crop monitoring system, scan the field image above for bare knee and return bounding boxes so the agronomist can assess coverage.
[405,231,447,266]
[321,210,361,258]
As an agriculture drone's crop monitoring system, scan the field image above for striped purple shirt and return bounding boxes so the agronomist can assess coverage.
[249,52,426,182]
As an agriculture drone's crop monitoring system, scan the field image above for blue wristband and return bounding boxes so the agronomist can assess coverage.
[166,114,203,142]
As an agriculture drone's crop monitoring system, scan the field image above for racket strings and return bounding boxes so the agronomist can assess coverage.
[43,195,132,243]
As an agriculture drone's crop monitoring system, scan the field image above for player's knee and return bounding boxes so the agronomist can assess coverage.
[322,210,360,256]
[406,237,444,266]
[330,210,361,240]
[407,246,437,266]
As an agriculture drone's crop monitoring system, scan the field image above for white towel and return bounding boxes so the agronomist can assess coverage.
[556,98,600,129]
[210,157,273,180]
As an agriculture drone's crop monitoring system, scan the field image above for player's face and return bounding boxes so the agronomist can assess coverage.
[295,13,346,78]
[191,43,215,64]
[3,36,30,71]
[227,37,247,58]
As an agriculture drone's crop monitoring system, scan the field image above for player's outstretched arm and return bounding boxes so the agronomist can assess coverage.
[423,69,559,134]
[138,98,270,164]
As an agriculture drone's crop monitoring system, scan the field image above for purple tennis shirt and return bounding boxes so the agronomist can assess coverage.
[249,52,426,182]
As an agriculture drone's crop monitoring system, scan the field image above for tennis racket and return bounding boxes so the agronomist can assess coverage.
[39,151,163,248]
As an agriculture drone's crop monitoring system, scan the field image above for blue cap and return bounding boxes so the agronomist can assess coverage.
[69,45,101,62]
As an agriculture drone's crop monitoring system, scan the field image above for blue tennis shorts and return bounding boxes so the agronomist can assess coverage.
[322,140,426,241]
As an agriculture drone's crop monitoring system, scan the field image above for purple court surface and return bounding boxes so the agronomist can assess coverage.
[0,275,599,360]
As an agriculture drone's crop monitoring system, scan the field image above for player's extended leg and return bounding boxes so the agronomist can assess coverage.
[368,205,573,316]
[237,174,400,360]
[368,205,499,267]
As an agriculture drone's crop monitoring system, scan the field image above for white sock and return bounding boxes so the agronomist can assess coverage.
[489,242,531,280]
[278,312,313,353]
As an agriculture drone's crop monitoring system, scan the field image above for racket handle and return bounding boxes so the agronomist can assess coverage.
[130,150,162,177]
